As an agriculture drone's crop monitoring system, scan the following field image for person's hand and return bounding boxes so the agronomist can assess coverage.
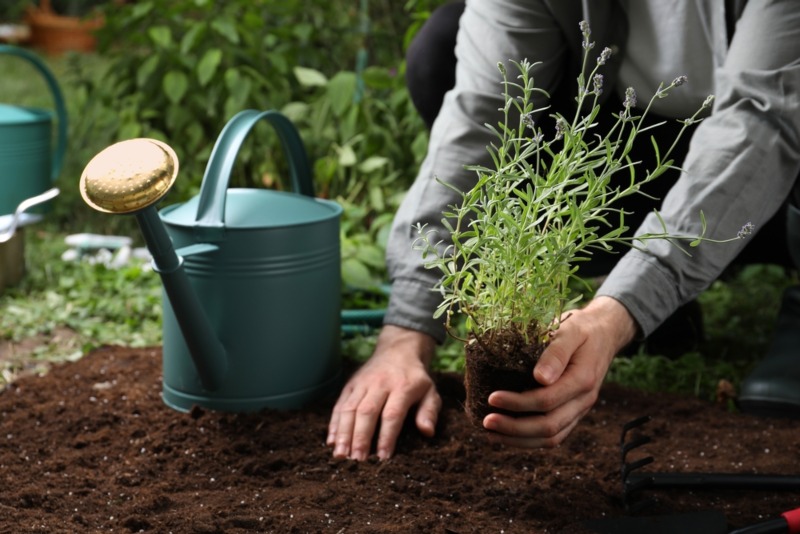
[327,325,441,461]
[482,296,638,448]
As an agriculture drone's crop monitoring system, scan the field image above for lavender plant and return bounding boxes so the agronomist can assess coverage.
[414,22,747,348]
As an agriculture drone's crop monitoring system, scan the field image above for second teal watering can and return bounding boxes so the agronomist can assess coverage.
[80,110,342,413]
[0,45,66,216]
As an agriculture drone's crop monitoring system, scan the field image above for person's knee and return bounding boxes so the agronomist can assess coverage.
[405,1,465,128]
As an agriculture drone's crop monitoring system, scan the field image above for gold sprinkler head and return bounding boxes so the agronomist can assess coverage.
[80,138,179,214]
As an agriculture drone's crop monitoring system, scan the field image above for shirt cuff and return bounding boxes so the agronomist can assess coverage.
[383,277,447,344]
[595,251,683,338]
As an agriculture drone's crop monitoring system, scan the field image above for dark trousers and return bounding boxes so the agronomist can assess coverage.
[405,1,794,275]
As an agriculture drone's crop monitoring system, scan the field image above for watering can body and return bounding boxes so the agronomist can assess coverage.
[0,45,66,216]
[157,110,342,413]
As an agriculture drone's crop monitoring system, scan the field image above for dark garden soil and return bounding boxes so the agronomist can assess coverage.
[2,345,800,533]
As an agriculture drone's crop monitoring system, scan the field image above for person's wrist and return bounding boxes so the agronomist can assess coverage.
[377,324,437,368]
[586,296,639,353]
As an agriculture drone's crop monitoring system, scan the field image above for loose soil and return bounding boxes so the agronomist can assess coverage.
[464,330,544,426]
[2,345,800,533]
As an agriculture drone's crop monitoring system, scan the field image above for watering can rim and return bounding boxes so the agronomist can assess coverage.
[0,103,53,124]
[159,188,342,230]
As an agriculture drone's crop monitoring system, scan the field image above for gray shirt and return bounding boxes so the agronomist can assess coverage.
[384,0,800,343]
[617,0,719,118]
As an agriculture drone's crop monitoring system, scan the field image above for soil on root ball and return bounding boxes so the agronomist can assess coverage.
[464,328,545,426]
[1,345,800,533]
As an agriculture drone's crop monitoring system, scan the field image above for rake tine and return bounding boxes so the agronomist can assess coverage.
[621,435,652,461]
[620,415,652,444]
[622,455,655,479]
[619,417,656,511]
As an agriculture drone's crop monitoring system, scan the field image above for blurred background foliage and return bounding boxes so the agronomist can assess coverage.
[3,0,446,289]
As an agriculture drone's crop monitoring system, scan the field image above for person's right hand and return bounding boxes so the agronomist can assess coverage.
[327,325,441,461]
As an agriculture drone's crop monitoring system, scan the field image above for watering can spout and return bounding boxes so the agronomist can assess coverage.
[79,139,228,392]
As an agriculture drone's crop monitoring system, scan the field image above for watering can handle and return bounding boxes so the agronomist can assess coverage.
[0,45,68,184]
[194,109,315,231]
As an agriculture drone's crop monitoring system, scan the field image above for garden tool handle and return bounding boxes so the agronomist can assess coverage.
[194,109,315,236]
[0,45,68,183]
[728,506,800,534]
[626,472,800,491]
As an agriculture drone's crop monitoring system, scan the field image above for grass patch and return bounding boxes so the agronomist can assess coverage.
[0,227,161,386]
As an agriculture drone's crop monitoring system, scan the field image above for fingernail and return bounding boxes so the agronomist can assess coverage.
[377,448,391,461]
[333,445,348,458]
[482,415,496,431]
[537,365,553,384]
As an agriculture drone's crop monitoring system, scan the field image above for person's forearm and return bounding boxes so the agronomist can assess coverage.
[599,0,800,336]
[385,0,571,341]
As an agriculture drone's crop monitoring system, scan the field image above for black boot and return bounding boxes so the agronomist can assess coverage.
[738,201,800,418]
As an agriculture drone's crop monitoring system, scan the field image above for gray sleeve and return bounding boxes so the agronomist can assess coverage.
[383,0,569,343]
[597,0,800,336]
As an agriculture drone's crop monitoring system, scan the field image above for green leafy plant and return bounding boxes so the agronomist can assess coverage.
[87,0,434,203]
[77,0,433,288]
[414,22,744,350]
[285,64,428,289]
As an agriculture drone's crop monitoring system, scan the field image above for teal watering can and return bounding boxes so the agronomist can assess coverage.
[79,110,343,413]
[0,45,66,216]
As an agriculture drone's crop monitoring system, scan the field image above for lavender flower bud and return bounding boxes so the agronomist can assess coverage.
[593,73,604,95]
[597,47,612,66]
[555,117,566,140]
[497,61,506,76]
[579,20,594,50]
[623,87,637,109]
[672,75,688,87]
[737,222,755,239]
[702,95,715,108]
[522,112,536,131]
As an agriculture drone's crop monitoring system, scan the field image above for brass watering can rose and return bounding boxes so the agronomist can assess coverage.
[80,137,228,393]
[80,138,179,214]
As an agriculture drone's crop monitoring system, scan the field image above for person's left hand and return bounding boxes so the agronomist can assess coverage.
[481,296,638,448]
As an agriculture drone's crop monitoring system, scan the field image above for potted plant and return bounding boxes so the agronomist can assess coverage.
[414,22,745,427]
[25,0,105,55]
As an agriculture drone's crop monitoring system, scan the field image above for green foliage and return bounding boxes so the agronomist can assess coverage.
[73,0,433,287]
[91,0,306,199]
[699,264,797,364]
[49,0,108,17]
[414,27,727,345]
[0,0,28,21]
[85,0,429,204]
[288,64,428,288]
[606,351,741,400]
[285,64,428,204]
[0,228,162,386]
[0,230,161,346]
[605,265,798,400]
